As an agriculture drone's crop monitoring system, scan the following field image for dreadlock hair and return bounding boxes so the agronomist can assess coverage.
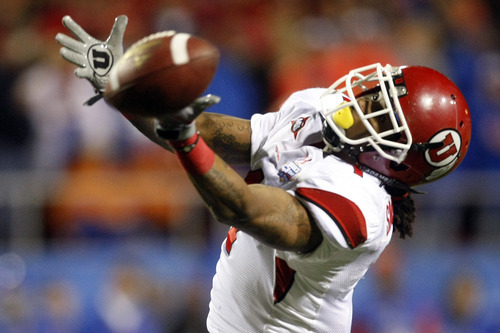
[385,186,416,239]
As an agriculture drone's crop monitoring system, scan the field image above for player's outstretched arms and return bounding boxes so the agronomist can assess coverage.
[126,112,252,164]
[154,94,251,164]
[126,110,251,164]
[131,96,321,252]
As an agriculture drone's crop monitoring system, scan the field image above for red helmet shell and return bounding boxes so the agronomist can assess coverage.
[358,66,472,187]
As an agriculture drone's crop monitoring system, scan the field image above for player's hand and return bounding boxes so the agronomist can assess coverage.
[156,94,221,141]
[55,15,128,106]
[169,94,221,124]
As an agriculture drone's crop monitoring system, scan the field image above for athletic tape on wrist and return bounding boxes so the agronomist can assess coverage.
[170,132,215,175]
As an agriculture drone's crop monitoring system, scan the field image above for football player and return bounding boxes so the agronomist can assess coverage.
[56,15,471,332]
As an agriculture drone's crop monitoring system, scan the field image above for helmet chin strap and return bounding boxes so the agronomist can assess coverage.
[322,120,363,160]
[358,165,425,195]
[322,121,424,195]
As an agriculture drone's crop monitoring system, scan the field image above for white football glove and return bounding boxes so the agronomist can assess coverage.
[156,94,221,141]
[55,15,128,106]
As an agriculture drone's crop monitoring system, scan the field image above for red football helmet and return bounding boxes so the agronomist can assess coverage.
[320,63,471,188]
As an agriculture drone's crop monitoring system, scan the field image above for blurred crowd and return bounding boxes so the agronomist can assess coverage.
[0,0,500,332]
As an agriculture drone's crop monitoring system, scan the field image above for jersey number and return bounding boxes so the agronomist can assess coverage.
[225,227,296,303]
[386,200,394,235]
[226,227,238,254]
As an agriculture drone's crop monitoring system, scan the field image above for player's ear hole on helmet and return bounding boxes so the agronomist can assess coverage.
[390,161,409,171]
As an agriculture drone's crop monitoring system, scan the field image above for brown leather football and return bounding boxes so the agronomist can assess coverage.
[104,31,219,117]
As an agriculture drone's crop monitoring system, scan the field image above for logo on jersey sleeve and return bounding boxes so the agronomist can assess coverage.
[290,116,310,139]
[424,129,462,181]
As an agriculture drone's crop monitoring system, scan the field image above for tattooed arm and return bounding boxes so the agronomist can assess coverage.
[187,113,322,252]
[127,112,251,164]
[188,147,323,253]
[195,113,251,164]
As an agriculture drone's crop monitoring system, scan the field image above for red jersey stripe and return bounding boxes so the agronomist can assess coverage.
[296,187,367,248]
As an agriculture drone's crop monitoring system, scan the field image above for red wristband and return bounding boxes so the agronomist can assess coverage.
[170,132,215,175]
[121,112,139,121]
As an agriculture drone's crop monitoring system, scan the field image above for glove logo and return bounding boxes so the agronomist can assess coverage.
[88,44,114,76]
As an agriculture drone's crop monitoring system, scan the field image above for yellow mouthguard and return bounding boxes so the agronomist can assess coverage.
[332,104,354,129]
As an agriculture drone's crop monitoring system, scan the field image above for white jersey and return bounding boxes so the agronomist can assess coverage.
[207,88,394,332]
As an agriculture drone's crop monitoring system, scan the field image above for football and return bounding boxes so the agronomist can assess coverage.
[104,31,219,117]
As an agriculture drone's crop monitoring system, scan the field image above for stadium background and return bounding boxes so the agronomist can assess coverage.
[0,0,499,331]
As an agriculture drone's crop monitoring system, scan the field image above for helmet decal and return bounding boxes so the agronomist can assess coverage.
[423,129,462,182]
[424,129,462,167]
